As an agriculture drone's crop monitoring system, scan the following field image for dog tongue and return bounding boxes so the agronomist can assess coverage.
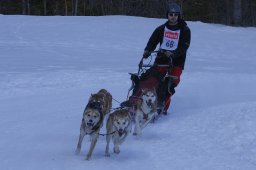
[87,122,93,127]
[146,101,152,107]
[118,130,123,136]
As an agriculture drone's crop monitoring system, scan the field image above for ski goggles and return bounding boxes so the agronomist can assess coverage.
[168,13,179,17]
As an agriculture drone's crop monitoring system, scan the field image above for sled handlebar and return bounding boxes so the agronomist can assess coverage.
[141,64,170,68]
[138,50,173,74]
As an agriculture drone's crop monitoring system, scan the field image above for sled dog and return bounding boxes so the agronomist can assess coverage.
[133,88,157,136]
[76,89,112,160]
[105,109,131,157]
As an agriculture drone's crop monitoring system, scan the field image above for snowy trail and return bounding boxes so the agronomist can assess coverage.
[1,16,256,170]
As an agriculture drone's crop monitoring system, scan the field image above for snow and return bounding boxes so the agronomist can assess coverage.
[1,15,256,170]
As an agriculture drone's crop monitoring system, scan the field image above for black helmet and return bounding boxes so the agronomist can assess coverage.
[166,2,181,14]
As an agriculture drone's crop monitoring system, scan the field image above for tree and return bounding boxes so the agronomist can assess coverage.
[0,0,255,26]
[43,0,47,15]
[22,0,27,15]
[64,0,68,16]
[72,0,78,16]
[27,0,30,15]
[233,0,241,25]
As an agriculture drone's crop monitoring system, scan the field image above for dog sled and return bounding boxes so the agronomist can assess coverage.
[121,50,177,116]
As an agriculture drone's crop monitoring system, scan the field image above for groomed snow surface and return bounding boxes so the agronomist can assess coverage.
[1,15,256,170]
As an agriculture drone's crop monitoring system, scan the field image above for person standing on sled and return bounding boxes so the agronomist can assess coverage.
[142,2,191,114]
[121,2,190,115]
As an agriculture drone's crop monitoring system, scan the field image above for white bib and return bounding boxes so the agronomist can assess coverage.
[160,27,180,51]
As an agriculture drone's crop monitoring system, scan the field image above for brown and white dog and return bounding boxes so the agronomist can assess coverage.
[105,109,131,157]
[76,89,112,160]
[133,88,157,136]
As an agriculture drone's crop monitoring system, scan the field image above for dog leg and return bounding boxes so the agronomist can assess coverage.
[118,132,128,144]
[114,146,120,154]
[76,132,85,155]
[86,133,98,160]
[141,119,150,129]
[151,112,159,123]
[105,134,111,157]
[150,113,157,123]
[141,114,153,129]
[113,138,120,154]
[133,112,142,136]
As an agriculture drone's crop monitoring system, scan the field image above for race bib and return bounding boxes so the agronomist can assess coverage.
[160,27,180,51]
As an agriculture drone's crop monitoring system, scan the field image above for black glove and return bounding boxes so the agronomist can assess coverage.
[143,50,150,59]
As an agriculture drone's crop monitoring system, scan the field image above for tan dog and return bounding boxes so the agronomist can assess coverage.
[76,89,112,160]
[133,88,157,136]
[105,109,131,157]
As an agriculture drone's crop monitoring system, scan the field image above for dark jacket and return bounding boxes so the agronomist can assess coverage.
[144,19,191,69]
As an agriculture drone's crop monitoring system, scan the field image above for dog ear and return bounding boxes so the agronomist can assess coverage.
[125,116,130,122]
[88,94,92,101]
[152,87,156,93]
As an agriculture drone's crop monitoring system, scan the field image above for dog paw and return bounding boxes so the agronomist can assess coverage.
[114,147,120,154]
[75,149,80,155]
[150,116,157,123]
[133,131,142,136]
[85,155,91,160]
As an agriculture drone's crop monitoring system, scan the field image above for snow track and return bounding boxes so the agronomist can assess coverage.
[1,16,256,170]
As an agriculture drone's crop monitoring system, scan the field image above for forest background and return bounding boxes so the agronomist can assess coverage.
[0,0,255,26]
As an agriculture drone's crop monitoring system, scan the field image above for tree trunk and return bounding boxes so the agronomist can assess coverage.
[83,0,86,15]
[22,0,27,15]
[64,0,67,16]
[226,0,231,25]
[71,0,73,15]
[72,0,78,16]
[27,0,30,15]
[43,0,47,16]
[75,0,78,15]
[233,0,241,25]
[54,1,59,15]
[250,0,256,26]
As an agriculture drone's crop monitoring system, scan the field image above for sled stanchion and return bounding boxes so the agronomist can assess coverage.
[137,57,143,75]
[124,50,177,111]
[126,83,134,100]
[126,56,144,101]
[125,52,158,101]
